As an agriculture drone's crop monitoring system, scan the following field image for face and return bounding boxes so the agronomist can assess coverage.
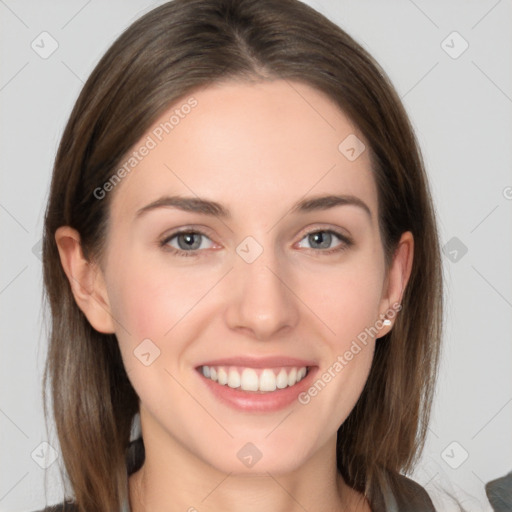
[83,79,405,475]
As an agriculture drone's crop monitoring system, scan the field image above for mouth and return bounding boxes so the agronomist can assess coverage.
[194,359,319,412]
[196,364,311,393]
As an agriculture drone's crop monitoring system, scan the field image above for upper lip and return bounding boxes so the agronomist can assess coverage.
[196,356,317,369]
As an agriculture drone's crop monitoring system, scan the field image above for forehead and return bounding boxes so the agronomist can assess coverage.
[108,79,377,224]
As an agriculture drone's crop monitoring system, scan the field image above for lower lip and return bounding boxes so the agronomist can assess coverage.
[196,366,318,412]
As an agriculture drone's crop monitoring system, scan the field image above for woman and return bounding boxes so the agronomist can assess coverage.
[37,0,443,510]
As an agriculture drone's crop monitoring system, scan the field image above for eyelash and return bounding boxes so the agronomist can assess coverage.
[159,227,354,258]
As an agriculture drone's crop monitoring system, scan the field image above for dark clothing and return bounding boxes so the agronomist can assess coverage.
[485,470,512,512]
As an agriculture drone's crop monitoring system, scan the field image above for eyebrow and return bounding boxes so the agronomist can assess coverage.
[134,193,372,220]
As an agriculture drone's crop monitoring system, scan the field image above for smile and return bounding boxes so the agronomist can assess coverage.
[199,365,309,393]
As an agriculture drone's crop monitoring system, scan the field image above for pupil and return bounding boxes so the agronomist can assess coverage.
[311,231,330,249]
[179,233,200,250]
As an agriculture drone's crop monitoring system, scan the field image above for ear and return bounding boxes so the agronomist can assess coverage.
[55,226,116,334]
[376,231,414,338]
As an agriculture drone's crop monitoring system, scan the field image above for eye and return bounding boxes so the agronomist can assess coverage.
[296,229,353,255]
[159,227,353,258]
[160,230,215,257]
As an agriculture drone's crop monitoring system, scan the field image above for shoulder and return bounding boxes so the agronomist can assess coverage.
[29,502,78,512]
[388,472,436,512]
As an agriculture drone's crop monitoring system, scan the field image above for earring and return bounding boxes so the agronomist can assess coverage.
[382,318,392,326]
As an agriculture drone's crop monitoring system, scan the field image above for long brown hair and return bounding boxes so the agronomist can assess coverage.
[42,0,443,509]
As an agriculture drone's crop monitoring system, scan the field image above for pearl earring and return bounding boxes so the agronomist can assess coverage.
[382,318,392,326]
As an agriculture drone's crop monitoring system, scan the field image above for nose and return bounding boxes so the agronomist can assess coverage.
[224,245,300,341]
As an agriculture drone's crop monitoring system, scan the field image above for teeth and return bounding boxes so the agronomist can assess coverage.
[200,365,309,392]
[260,369,276,392]
[287,367,297,386]
[228,368,241,388]
[276,369,288,389]
[241,368,259,391]
[217,367,228,385]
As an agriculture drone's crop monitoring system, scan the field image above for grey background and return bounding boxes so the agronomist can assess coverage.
[1,0,511,511]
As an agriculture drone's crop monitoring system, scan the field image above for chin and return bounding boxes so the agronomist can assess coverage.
[197,437,315,476]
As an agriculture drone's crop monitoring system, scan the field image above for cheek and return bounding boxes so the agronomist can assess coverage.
[108,253,212,340]
[107,257,205,400]
[297,265,380,433]
[106,250,224,383]
[294,252,383,416]
[303,253,385,345]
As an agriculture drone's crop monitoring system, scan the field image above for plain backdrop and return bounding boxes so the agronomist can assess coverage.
[1,1,511,511]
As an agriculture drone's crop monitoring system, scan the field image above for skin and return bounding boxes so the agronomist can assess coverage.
[56,79,413,512]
